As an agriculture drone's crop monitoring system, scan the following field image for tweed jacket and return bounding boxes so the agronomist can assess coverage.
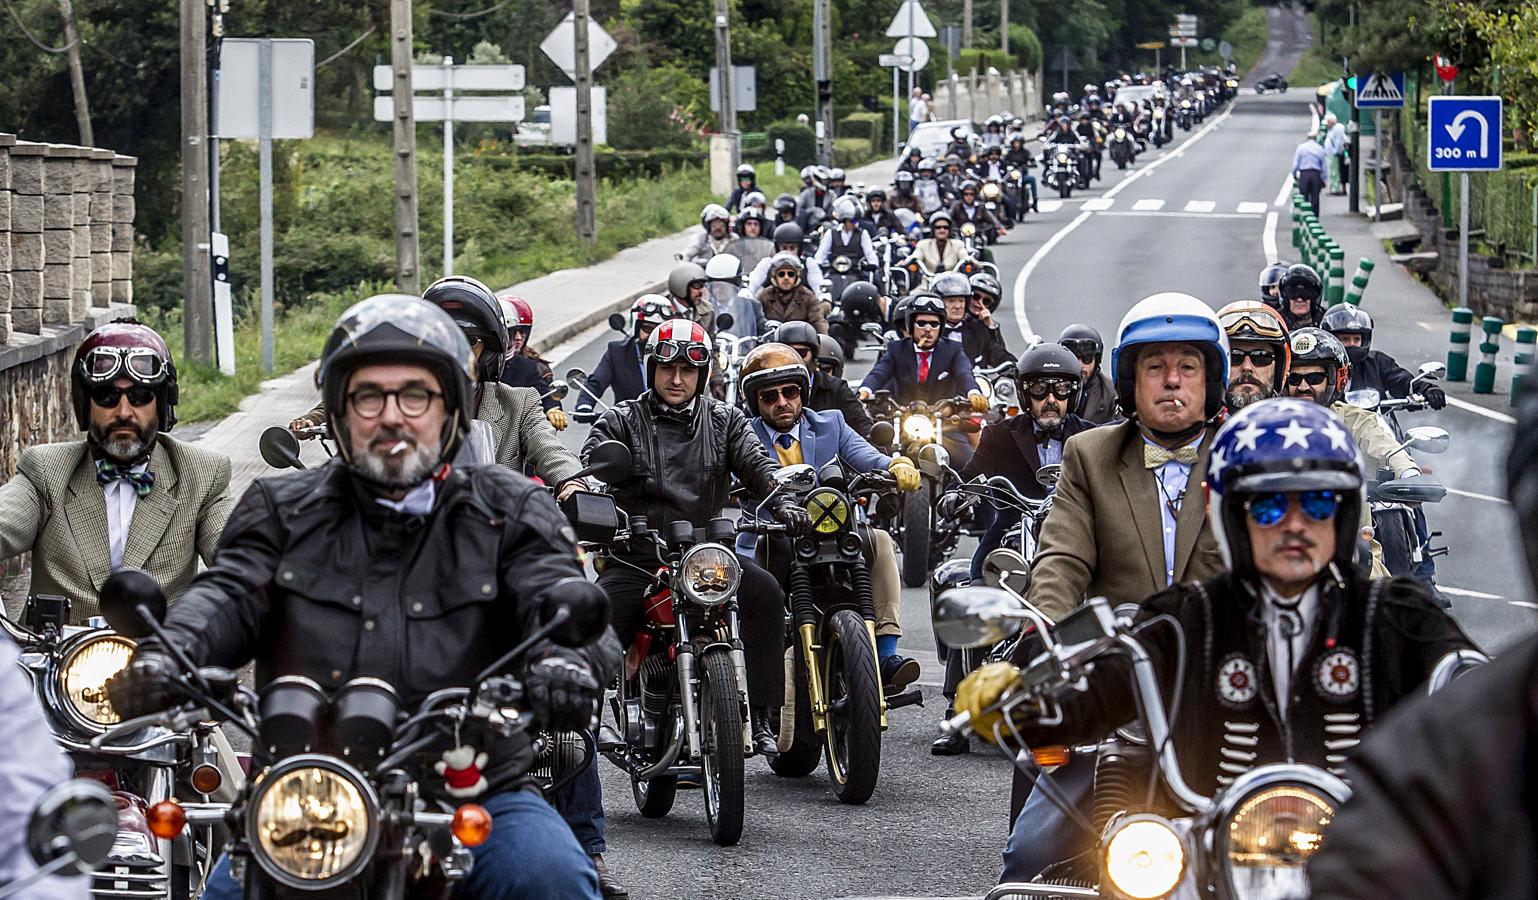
[0,435,233,620]
[478,383,582,485]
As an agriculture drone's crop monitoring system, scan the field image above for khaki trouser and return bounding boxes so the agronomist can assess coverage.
[869,528,902,637]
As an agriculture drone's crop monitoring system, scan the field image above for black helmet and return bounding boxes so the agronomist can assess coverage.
[317,294,476,472]
[422,275,509,386]
[902,292,947,331]
[969,273,1002,311]
[887,294,914,332]
[1320,303,1374,363]
[867,188,887,202]
[907,145,922,158]
[1017,343,1084,411]
[1258,261,1290,300]
[772,222,805,248]
[1510,378,1538,580]
[1278,263,1325,327]
[772,319,821,353]
[816,333,845,378]
[931,271,970,299]
[1058,323,1103,367]
[1287,327,1350,404]
[841,280,882,319]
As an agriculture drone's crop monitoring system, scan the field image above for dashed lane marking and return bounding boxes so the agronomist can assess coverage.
[1132,198,1166,211]
[1236,200,1269,214]
[1263,211,1280,262]
[1184,200,1216,213]
[1439,586,1506,601]
[1082,197,1115,211]
[1273,173,1295,207]
[1035,199,1064,213]
[1097,210,1261,219]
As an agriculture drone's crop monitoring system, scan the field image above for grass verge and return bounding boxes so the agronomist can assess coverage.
[1290,14,1344,92]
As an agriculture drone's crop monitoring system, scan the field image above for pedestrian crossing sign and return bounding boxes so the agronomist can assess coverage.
[1354,72,1405,109]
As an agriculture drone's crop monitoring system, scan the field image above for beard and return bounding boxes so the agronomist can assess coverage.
[89,417,157,464]
[351,426,442,488]
[1225,375,1275,410]
[1034,403,1064,428]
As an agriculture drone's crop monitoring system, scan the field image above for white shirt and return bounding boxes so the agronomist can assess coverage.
[1259,581,1321,709]
[103,460,148,572]
[1144,436,1199,586]
[910,96,929,121]
[376,479,438,516]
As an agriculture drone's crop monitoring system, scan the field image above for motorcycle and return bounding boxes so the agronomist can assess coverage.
[1149,107,1170,148]
[1175,98,1194,131]
[741,463,922,803]
[91,567,610,898]
[1254,72,1289,94]
[1043,145,1080,199]
[1106,126,1137,170]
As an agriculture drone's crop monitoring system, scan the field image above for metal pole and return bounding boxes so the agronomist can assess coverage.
[573,0,597,244]
[1372,109,1382,222]
[180,0,213,363]
[443,56,454,276]
[1180,45,1186,70]
[907,0,916,131]
[715,0,737,170]
[389,0,421,293]
[892,64,900,157]
[1347,77,1360,215]
[1458,172,1470,308]
[1000,0,1008,53]
[57,0,92,145]
[813,0,832,165]
[258,39,274,373]
[962,0,972,49]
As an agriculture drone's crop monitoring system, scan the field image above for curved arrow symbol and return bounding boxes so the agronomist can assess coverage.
[1444,109,1490,157]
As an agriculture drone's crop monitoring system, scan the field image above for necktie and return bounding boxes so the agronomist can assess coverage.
[918,350,931,382]
[1034,427,1060,446]
[1143,444,1200,469]
[96,459,155,497]
[775,432,803,466]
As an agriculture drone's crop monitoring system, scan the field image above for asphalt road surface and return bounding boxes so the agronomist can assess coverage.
[542,20,1532,900]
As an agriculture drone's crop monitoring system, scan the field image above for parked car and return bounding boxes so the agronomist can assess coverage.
[901,119,978,161]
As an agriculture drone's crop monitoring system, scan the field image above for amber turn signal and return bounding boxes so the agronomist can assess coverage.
[190,763,223,795]
[146,800,187,839]
[451,804,493,847]
[1031,745,1071,767]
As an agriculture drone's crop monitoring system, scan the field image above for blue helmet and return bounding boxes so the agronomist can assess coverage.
[1207,397,1364,579]
[1111,292,1229,419]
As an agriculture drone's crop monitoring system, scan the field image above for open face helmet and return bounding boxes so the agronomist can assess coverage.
[1218,300,1292,393]
[645,318,712,401]
[1287,327,1350,405]
[424,275,509,386]
[1111,292,1229,420]
[72,319,179,432]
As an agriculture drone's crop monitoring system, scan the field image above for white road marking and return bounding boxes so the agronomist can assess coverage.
[1036,199,1064,213]
[1440,586,1505,601]
[1236,201,1269,214]
[1417,321,1434,331]
[1096,210,1262,219]
[1263,211,1280,262]
[1446,486,1510,505]
[1132,198,1166,211]
[1511,600,1538,610]
[1184,200,1216,213]
[1273,173,1295,207]
[1011,209,1094,345]
[1102,100,1238,199]
[1446,395,1518,424]
[1082,198,1115,211]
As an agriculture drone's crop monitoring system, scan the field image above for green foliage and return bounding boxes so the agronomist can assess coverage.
[606,63,710,150]
[957,49,1018,73]
[1455,3,1538,152]
[839,111,888,151]
[1008,24,1045,72]
[832,137,880,167]
[512,148,709,179]
[766,120,818,168]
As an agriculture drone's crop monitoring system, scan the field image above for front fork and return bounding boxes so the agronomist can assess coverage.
[674,614,702,760]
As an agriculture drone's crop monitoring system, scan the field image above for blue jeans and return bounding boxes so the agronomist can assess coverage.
[999,756,1097,884]
[198,789,598,900]
[550,751,606,855]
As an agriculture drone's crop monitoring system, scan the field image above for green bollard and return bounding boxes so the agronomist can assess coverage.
[1514,327,1536,402]
[1447,307,1473,382]
[1327,247,1346,306]
[1473,315,1503,394]
[1344,258,1375,306]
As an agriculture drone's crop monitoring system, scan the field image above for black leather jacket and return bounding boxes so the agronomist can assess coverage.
[138,459,621,795]
[584,393,788,529]
[810,371,874,438]
[1345,348,1415,399]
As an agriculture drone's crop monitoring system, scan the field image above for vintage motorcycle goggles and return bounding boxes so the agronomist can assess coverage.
[81,346,169,385]
[1023,379,1075,401]
[1230,348,1278,367]
[1244,490,1342,527]
[651,339,711,366]
[1060,339,1099,362]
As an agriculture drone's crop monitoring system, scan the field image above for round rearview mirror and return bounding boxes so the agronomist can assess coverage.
[774,464,817,491]
[579,440,633,484]
[565,367,590,388]
[1036,463,1062,490]
[1405,425,1450,454]
[1345,388,1381,410]
[607,313,627,333]
[932,586,1026,649]
[868,421,896,447]
[980,548,1032,596]
[259,426,305,471]
[1417,360,1447,381]
[541,578,612,648]
[27,779,117,876]
[548,380,570,401]
[99,569,168,639]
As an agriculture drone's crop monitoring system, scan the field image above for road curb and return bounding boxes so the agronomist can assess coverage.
[528,279,664,357]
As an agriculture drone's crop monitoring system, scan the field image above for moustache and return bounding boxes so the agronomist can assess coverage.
[1269,533,1317,555]
[1232,372,1266,389]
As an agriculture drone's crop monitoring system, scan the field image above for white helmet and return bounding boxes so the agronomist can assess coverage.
[1111,292,1230,420]
[700,203,730,228]
[828,167,846,182]
[704,254,741,285]
[833,197,861,221]
[742,190,767,208]
[735,163,756,178]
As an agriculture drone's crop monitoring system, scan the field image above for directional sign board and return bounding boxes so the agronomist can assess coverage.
[1354,72,1405,109]
[372,95,524,123]
[878,53,913,67]
[886,0,937,38]
[1428,95,1503,172]
[371,64,524,93]
[891,36,930,72]
[540,12,617,82]
[1169,37,1198,47]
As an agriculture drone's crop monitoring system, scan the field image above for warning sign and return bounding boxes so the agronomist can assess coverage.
[1355,72,1405,109]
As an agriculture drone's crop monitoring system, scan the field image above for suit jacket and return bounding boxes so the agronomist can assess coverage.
[1026,419,1224,621]
[859,337,980,403]
[478,383,582,485]
[0,435,233,620]
[577,338,647,412]
[962,412,1097,499]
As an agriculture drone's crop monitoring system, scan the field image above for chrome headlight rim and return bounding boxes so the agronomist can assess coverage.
[1211,763,1349,895]
[805,488,852,535]
[246,754,379,891]
[901,413,935,445]
[49,631,136,735]
[678,542,741,608]
[1102,812,1186,899]
[832,255,854,273]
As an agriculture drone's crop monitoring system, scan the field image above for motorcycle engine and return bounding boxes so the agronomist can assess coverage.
[635,654,676,751]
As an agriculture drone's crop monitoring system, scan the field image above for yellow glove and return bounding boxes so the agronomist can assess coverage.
[545,407,569,431]
[955,661,1022,747]
[858,387,873,401]
[969,393,991,413]
[888,455,922,492]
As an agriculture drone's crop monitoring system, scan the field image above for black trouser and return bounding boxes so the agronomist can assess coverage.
[1298,168,1325,216]
[598,554,785,707]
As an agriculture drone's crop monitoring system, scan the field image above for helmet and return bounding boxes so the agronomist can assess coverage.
[736,207,767,232]
[1017,343,1084,411]
[902,292,947,331]
[1206,398,1364,580]
[894,170,915,186]
[423,275,509,386]
[833,197,861,221]
[1278,263,1325,325]
[1111,292,1229,420]
[867,188,887,203]
[917,157,937,174]
[774,193,798,216]
[316,294,475,470]
[497,293,535,338]
[1320,304,1375,363]
[772,320,821,353]
[800,165,815,181]
[1058,323,1104,368]
[667,262,708,302]
[816,333,845,378]
[841,281,882,319]
[944,154,962,167]
[772,222,805,248]
[812,165,830,187]
[742,191,766,208]
[907,145,922,158]
[1288,327,1350,404]
[1258,261,1290,301]
[931,271,971,299]
[1052,91,1070,105]
[768,250,805,282]
[950,126,966,140]
[630,293,675,336]
[700,203,730,229]
[645,318,712,401]
[739,342,812,417]
[959,179,979,195]
[1218,300,1291,393]
[986,114,1003,127]
[735,163,756,179]
[828,167,846,183]
[1009,134,1026,147]
[1083,83,1097,94]
[927,210,953,230]
[704,253,741,287]
[72,319,179,432]
[969,272,1003,311]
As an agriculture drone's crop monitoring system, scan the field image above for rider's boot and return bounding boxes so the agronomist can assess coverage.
[591,854,629,899]
[881,655,921,694]
[930,708,971,756]
[750,706,779,757]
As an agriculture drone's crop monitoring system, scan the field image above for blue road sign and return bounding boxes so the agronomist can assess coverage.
[1354,72,1405,109]
[1428,96,1504,172]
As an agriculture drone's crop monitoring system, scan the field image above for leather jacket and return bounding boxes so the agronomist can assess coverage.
[137,459,621,796]
[809,371,874,437]
[583,393,789,529]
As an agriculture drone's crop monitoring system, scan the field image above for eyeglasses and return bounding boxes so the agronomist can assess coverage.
[1024,380,1076,400]
[89,384,157,409]
[1244,490,1343,527]
[756,383,802,404]
[347,386,442,419]
[651,339,711,366]
[1286,371,1329,387]
[793,345,816,360]
[773,270,801,281]
[82,346,167,384]
[1230,348,1278,367]
[911,320,943,331]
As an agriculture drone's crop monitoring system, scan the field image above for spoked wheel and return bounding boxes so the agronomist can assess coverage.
[900,487,931,587]
[699,650,745,846]
[822,610,882,804]
[770,642,822,777]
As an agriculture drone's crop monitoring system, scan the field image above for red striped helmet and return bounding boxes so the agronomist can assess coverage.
[645,318,712,399]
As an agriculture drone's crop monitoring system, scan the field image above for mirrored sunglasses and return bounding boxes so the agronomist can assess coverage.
[1245,490,1342,527]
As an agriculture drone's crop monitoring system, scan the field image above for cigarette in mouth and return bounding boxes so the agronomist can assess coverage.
[389,440,410,456]
[1172,399,1183,408]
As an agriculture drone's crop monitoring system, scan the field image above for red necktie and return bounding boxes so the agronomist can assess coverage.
[918,350,931,382]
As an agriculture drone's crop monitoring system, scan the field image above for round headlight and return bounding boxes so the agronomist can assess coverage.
[977,378,993,399]
[249,758,377,889]
[1222,784,1336,896]
[961,222,977,237]
[1057,153,1070,163]
[1104,815,1185,899]
[833,256,853,273]
[805,488,850,535]
[1182,100,1192,109]
[901,414,934,444]
[679,543,741,607]
[982,182,1001,199]
[57,634,135,731]
[1115,128,1127,139]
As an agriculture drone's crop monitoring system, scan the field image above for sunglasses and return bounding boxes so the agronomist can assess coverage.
[1244,490,1342,527]
[1230,348,1277,367]
[652,339,711,366]
[773,270,801,281]
[1024,381,1075,401]
[912,320,943,331]
[756,383,802,404]
[1286,371,1329,387]
[932,225,950,231]
[83,346,167,384]
[89,384,157,409]
[816,360,839,375]
[793,345,816,360]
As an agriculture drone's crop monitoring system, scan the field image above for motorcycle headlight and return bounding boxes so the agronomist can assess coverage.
[1181,100,1192,109]
[1215,766,1347,899]
[1056,152,1069,164]
[832,256,853,273]
[1154,109,1164,119]
[248,757,378,890]
[1114,128,1127,139]
[55,634,135,732]
[961,222,977,237]
[977,378,993,399]
[902,414,934,444]
[805,488,851,535]
[1103,815,1185,899]
[679,543,741,607]
[982,182,1001,199]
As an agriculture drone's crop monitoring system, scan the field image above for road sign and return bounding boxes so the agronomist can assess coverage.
[1169,37,1198,47]
[710,66,757,112]
[1428,96,1503,172]
[1176,13,1197,26]
[1135,40,1163,50]
[1200,37,1216,52]
[549,87,607,146]
[1354,72,1405,109]
[371,95,525,123]
[891,37,930,72]
[1434,54,1458,83]
[371,64,524,93]
[216,39,314,139]
[886,0,937,38]
[879,53,913,67]
[1218,39,1232,59]
[540,12,617,81]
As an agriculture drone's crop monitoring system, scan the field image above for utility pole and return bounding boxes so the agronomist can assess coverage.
[962,0,972,49]
[999,0,1008,54]
[573,0,596,244]
[813,0,833,165]
[713,0,737,171]
[389,0,421,293]
[57,0,92,145]
[180,0,212,363]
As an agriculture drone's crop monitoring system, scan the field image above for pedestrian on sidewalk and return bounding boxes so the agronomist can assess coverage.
[1323,113,1347,196]
[909,86,929,138]
[1292,128,1328,216]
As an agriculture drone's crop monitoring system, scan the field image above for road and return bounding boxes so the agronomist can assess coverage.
[540,20,1532,900]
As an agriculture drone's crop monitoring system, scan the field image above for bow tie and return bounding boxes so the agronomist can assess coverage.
[1143,444,1200,469]
[1034,428,1060,446]
[96,459,156,497]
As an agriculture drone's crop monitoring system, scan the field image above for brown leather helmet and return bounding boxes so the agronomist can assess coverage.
[738,342,810,417]
[1218,300,1291,392]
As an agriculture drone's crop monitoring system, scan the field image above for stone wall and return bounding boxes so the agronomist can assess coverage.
[931,69,1041,124]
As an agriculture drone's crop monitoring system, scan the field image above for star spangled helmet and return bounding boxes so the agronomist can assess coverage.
[1206,397,1363,579]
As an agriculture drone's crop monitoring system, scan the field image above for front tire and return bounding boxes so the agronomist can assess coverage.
[901,488,931,587]
[699,650,745,846]
[823,610,883,804]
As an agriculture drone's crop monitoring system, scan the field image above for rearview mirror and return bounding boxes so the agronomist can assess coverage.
[259,426,305,471]
[99,570,168,639]
[932,586,1026,649]
[980,548,1032,596]
[607,313,627,333]
[868,421,896,447]
[715,312,735,332]
[575,440,632,484]
[565,367,590,388]
[546,380,570,402]
[1345,388,1381,410]
[1405,425,1450,454]
[773,463,818,492]
[1036,463,1061,490]
[1416,361,1447,382]
[26,779,117,876]
[541,578,612,647]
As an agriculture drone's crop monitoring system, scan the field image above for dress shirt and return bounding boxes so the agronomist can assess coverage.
[1323,124,1346,156]
[1292,139,1328,176]
[1038,435,1064,467]
[1143,435,1198,586]
[375,479,438,516]
[772,420,804,467]
[1259,580,1321,708]
[103,460,148,571]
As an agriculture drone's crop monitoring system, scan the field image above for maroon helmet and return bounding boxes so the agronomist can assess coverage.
[71,319,179,431]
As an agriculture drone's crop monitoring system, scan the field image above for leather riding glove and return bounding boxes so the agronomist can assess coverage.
[107,649,179,721]
[954,661,1023,747]
[969,393,991,413]
[546,407,570,431]
[889,455,922,492]
[1424,384,1447,410]
[572,407,599,425]
[774,500,813,537]
[527,651,601,732]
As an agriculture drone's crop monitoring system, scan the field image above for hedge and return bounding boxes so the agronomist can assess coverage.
[839,111,890,158]
[765,120,818,168]
[957,49,1016,74]
[507,147,707,180]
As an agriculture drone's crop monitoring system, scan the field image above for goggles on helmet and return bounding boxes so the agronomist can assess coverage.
[81,346,169,385]
[652,339,711,366]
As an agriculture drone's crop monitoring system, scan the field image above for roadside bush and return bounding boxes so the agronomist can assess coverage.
[767,120,818,168]
[607,63,708,150]
[1008,25,1044,72]
[511,148,708,180]
[833,138,878,167]
[839,111,888,155]
[957,49,1016,73]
